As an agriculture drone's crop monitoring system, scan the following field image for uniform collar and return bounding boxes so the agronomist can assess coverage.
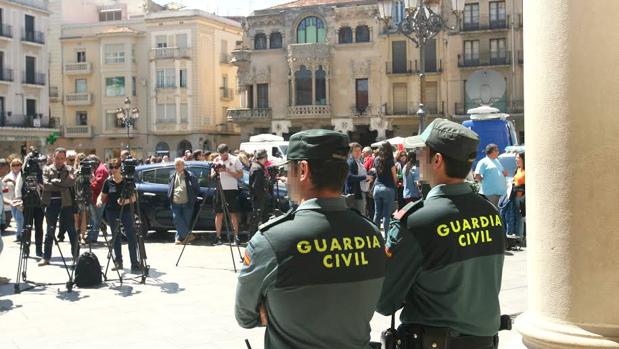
[296,197,349,211]
[426,182,473,200]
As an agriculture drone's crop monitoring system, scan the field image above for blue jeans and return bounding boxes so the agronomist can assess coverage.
[373,184,395,235]
[87,203,106,242]
[44,200,77,260]
[171,202,194,241]
[105,208,138,266]
[11,206,24,239]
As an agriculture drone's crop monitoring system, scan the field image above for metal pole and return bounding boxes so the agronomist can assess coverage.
[419,44,426,134]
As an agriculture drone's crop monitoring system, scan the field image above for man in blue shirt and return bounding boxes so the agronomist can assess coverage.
[474,144,508,207]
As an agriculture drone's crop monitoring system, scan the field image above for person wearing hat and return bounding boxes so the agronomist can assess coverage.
[235,129,386,349]
[377,119,505,349]
[248,149,270,237]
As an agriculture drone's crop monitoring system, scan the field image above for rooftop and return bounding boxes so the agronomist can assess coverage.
[267,0,371,10]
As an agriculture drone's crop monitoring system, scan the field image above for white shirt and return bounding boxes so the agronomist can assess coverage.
[215,155,243,190]
[2,172,21,210]
[357,159,369,192]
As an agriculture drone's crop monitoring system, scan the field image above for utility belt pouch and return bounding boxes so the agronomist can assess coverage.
[381,314,397,349]
[396,324,450,349]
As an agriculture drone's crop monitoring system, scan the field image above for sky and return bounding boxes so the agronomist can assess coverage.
[153,0,290,16]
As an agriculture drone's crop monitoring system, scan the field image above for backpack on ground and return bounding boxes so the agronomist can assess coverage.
[74,252,102,288]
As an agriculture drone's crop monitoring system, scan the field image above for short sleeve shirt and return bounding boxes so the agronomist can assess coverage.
[102,178,125,211]
[475,157,507,196]
[216,155,243,190]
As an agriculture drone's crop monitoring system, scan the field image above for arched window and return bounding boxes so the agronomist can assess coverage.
[295,65,312,105]
[156,141,170,156]
[338,26,352,44]
[254,33,267,50]
[177,140,192,156]
[297,16,326,44]
[315,66,326,105]
[355,25,370,43]
[270,32,282,49]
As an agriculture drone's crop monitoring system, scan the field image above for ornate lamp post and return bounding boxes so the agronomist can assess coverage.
[377,0,464,133]
[116,97,140,152]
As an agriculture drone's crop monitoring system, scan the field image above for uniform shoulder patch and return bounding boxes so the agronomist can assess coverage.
[393,200,424,221]
[258,209,296,233]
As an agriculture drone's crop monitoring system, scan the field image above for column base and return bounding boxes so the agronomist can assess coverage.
[516,312,619,349]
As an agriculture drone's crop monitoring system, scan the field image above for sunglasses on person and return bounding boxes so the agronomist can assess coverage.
[11,164,21,167]
[110,165,120,169]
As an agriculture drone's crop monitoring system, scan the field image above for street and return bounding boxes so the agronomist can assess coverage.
[0,228,527,349]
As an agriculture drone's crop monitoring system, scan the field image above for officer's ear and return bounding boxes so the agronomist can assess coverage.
[298,160,310,181]
[433,152,444,170]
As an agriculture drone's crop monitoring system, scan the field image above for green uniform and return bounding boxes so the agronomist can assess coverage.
[377,183,505,336]
[235,197,386,349]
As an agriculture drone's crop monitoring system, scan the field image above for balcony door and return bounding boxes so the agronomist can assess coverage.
[25,15,34,33]
[0,96,5,125]
[393,83,408,114]
[26,99,36,117]
[392,41,407,74]
[0,51,4,72]
[25,56,35,82]
[424,38,437,72]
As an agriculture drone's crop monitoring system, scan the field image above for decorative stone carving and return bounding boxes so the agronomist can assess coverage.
[352,59,371,78]
[271,120,291,136]
[253,66,271,84]
[370,117,391,140]
[332,118,355,133]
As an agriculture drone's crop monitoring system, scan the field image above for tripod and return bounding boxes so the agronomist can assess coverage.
[175,192,209,267]
[102,179,149,284]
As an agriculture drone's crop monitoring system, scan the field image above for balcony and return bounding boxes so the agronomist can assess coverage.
[0,68,13,82]
[460,15,510,32]
[11,0,48,11]
[64,125,93,138]
[287,105,331,119]
[227,108,272,122]
[458,51,511,68]
[220,87,233,100]
[230,49,251,67]
[155,82,177,90]
[64,92,93,106]
[0,113,51,128]
[64,62,92,75]
[385,101,443,116]
[49,86,59,101]
[509,99,524,114]
[351,104,374,117]
[288,43,330,61]
[150,47,192,60]
[22,71,46,86]
[386,60,416,75]
[0,24,12,39]
[21,29,44,45]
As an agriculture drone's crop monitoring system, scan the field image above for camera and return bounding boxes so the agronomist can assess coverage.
[22,149,45,207]
[121,156,138,180]
[79,159,96,177]
[213,162,226,172]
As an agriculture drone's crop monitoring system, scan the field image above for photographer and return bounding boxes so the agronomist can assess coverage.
[168,158,200,245]
[86,155,108,243]
[212,144,243,245]
[21,148,45,257]
[73,153,90,244]
[248,149,269,235]
[96,158,140,272]
[3,159,24,241]
[39,148,77,267]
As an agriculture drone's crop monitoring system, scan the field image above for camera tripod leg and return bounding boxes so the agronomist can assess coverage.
[216,181,239,272]
[132,192,149,283]
[102,214,123,284]
[175,195,209,267]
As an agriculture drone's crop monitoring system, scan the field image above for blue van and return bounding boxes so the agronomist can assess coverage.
[462,106,519,164]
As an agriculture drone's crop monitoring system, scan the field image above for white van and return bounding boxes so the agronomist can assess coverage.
[240,134,288,165]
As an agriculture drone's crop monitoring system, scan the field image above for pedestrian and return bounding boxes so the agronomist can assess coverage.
[248,149,269,236]
[372,141,398,235]
[86,155,108,243]
[377,119,505,349]
[238,151,251,171]
[394,150,408,209]
[474,143,508,207]
[39,148,78,266]
[212,144,243,245]
[3,158,24,241]
[73,153,89,243]
[401,150,421,204]
[169,158,200,245]
[345,142,371,214]
[162,155,170,163]
[235,129,386,349]
[120,149,130,161]
[361,146,375,219]
[22,149,45,257]
[0,158,11,233]
[96,158,140,272]
[56,151,77,242]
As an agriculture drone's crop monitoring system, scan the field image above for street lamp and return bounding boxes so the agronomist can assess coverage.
[116,97,140,152]
[377,0,454,133]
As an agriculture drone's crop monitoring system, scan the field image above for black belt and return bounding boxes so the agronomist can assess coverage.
[398,324,498,349]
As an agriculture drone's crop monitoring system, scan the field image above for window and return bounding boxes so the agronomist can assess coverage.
[132,76,137,96]
[187,166,216,188]
[464,40,480,64]
[247,85,254,108]
[257,84,268,108]
[156,69,175,88]
[156,103,177,123]
[269,32,282,49]
[392,0,405,24]
[106,110,124,128]
[356,79,368,113]
[105,76,125,96]
[99,10,121,22]
[141,167,174,185]
[176,33,188,48]
[76,111,88,125]
[155,35,167,48]
[297,16,326,44]
[392,41,408,74]
[26,99,36,117]
[463,3,480,30]
[254,33,267,50]
[180,103,188,123]
[490,38,507,63]
[489,1,507,28]
[338,27,352,44]
[315,67,326,105]
[295,66,312,105]
[76,51,86,63]
[180,69,187,88]
[75,79,87,93]
[355,25,370,43]
[104,44,125,64]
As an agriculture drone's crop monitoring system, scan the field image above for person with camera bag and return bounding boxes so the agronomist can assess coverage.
[248,149,269,236]
[96,158,139,272]
[377,119,505,349]
[21,148,45,257]
[212,144,243,245]
[39,148,78,267]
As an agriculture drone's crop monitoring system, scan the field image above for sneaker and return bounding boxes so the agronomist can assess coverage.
[112,262,123,271]
[183,234,196,244]
[57,235,65,242]
[38,259,50,267]
[234,236,241,245]
[215,237,223,246]
[174,240,183,245]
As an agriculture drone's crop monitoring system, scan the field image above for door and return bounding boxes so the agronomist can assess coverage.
[424,38,437,73]
[424,82,438,114]
[26,99,36,117]
[25,15,34,41]
[0,51,4,79]
[392,41,407,74]
[25,56,35,83]
[0,96,5,126]
[393,83,408,114]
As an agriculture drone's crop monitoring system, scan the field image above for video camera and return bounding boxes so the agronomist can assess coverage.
[79,159,96,177]
[22,148,45,207]
[121,156,138,180]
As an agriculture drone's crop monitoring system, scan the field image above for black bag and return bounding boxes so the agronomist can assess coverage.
[74,252,102,288]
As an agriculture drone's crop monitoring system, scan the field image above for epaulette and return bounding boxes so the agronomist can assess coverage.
[392,199,424,221]
[349,207,378,228]
[258,208,296,233]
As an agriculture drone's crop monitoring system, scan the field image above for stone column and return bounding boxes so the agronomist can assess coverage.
[515,0,619,348]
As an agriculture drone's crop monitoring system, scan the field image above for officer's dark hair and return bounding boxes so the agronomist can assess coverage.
[290,159,348,193]
[217,144,229,154]
[429,147,474,179]
[485,143,499,155]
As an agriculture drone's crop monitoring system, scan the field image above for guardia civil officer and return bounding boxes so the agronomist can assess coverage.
[235,129,386,349]
[377,119,505,349]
